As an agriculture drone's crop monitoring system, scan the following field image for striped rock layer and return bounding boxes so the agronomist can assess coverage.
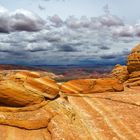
[0,87,140,140]
[61,78,124,94]
[0,71,59,107]
[127,44,140,73]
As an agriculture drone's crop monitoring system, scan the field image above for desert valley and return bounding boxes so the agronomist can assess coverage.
[0,44,139,140]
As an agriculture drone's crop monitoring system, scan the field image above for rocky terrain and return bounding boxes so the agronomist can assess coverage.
[0,45,140,139]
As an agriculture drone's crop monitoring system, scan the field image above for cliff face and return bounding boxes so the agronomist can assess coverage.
[127,44,140,73]
[0,45,140,140]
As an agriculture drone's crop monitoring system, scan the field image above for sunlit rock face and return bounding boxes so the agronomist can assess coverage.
[60,78,124,94]
[0,71,59,107]
[127,44,140,73]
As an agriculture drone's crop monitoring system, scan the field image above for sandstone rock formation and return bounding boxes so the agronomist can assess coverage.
[124,44,140,87]
[0,79,44,107]
[60,78,124,94]
[127,44,140,73]
[0,87,140,140]
[0,72,59,107]
[24,76,59,99]
[14,70,41,79]
[111,64,129,82]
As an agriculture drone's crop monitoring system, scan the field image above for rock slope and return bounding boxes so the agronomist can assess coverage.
[0,87,140,140]
[61,78,124,94]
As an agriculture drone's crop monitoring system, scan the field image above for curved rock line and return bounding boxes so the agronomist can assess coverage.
[84,98,139,140]
[68,97,121,140]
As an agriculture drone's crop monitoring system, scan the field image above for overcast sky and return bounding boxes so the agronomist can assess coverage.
[0,0,139,65]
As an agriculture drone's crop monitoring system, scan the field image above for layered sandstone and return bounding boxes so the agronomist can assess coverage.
[0,80,44,107]
[0,88,140,140]
[14,70,41,79]
[60,78,124,94]
[127,44,140,73]
[24,76,59,99]
[0,72,59,107]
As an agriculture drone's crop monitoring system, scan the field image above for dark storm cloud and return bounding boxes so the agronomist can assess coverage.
[99,46,110,50]
[0,9,45,33]
[0,14,10,33]
[57,45,78,52]
[11,10,45,32]
[100,49,130,60]
[100,54,117,59]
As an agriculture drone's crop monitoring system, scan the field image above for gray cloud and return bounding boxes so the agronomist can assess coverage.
[99,46,110,50]
[100,54,117,59]
[48,15,63,27]
[99,15,124,27]
[112,25,134,37]
[0,8,45,33]
[0,5,139,65]
[38,4,46,11]
[65,14,123,30]
[57,45,78,52]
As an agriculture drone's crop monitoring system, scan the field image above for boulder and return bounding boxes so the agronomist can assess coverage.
[0,73,59,106]
[0,79,44,107]
[60,78,124,94]
[111,64,129,82]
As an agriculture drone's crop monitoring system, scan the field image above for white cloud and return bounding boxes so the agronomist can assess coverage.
[112,25,134,37]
